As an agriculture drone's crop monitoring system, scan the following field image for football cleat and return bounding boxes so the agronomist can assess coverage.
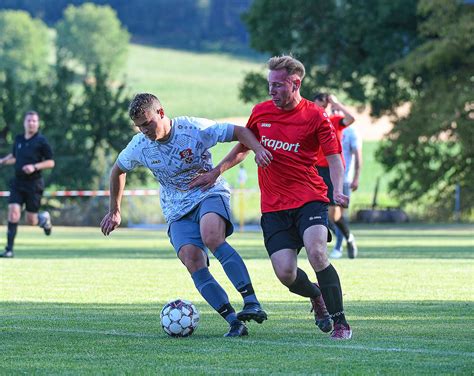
[0,248,13,258]
[310,284,333,333]
[347,234,358,259]
[237,303,268,324]
[330,322,352,340]
[224,320,248,337]
[38,211,52,236]
[330,247,343,259]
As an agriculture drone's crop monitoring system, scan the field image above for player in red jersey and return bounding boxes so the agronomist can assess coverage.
[190,55,352,340]
[314,93,358,259]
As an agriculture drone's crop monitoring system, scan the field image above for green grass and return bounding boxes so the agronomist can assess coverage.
[1,225,473,374]
[125,44,265,119]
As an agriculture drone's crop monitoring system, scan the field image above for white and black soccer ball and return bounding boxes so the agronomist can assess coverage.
[160,299,200,337]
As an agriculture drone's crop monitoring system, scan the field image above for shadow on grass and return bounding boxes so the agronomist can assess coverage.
[5,244,473,260]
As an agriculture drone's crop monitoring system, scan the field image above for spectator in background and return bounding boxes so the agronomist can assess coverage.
[314,93,358,259]
[331,126,362,259]
[0,111,54,258]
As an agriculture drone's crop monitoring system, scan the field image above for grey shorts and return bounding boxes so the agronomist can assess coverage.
[168,195,234,254]
[343,182,351,198]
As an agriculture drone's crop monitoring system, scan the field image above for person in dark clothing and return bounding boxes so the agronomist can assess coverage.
[0,111,55,258]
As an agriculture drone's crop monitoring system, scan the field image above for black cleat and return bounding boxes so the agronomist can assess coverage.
[224,320,248,337]
[347,234,358,259]
[237,303,268,324]
[310,284,333,333]
[0,248,13,258]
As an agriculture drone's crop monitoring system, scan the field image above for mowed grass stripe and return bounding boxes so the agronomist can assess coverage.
[2,325,473,358]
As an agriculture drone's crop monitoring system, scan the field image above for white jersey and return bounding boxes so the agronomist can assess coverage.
[341,126,362,183]
[117,116,235,223]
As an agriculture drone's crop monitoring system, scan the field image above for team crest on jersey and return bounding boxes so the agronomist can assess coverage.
[179,148,194,163]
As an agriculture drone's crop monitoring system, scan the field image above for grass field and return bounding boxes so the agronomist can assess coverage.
[1,224,473,374]
[125,44,264,119]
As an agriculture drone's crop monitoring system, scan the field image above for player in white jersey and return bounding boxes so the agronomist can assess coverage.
[330,126,362,259]
[100,93,273,337]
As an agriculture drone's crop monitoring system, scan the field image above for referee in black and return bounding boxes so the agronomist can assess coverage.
[0,111,55,258]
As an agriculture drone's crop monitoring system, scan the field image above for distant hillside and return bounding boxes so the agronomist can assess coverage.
[125,44,265,119]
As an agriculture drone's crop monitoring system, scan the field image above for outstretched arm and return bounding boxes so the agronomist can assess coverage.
[326,153,349,208]
[100,163,127,235]
[232,126,272,168]
[351,147,362,191]
[189,143,251,190]
[22,159,55,175]
[0,153,15,166]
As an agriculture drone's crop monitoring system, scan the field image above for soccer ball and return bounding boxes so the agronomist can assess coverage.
[160,299,200,337]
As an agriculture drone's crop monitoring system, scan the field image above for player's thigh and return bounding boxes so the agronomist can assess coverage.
[178,244,208,273]
[25,211,39,225]
[302,225,330,271]
[169,217,206,255]
[7,203,21,223]
[199,212,227,251]
[330,205,342,222]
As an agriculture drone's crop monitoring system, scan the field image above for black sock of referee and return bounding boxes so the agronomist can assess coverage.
[6,222,18,251]
[316,264,347,325]
[288,268,321,298]
[335,217,350,240]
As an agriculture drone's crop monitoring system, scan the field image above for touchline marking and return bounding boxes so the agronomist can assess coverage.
[2,326,473,358]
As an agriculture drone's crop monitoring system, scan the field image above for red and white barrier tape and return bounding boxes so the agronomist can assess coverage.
[0,188,257,197]
[0,189,160,197]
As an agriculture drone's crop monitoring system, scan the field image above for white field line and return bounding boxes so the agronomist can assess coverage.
[2,325,473,358]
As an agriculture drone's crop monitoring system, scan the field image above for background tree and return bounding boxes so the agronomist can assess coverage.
[376,0,474,218]
[56,3,130,76]
[240,0,473,219]
[0,10,51,82]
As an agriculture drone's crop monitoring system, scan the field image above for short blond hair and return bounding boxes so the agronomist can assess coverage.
[128,93,162,120]
[268,55,305,79]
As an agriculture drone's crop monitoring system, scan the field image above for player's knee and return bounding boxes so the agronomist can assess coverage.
[8,210,21,223]
[179,246,206,273]
[275,268,296,287]
[201,232,225,252]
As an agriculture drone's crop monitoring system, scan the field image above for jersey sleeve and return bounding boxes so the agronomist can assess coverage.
[116,137,143,172]
[317,114,341,156]
[40,137,53,160]
[193,117,234,148]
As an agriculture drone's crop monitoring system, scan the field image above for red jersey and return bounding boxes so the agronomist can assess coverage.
[246,98,341,213]
[315,114,346,167]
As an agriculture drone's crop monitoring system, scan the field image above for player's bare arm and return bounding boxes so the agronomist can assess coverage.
[351,147,363,191]
[232,126,273,168]
[100,163,127,236]
[326,154,349,208]
[0,153,15,166]
[328,95,355,126]
[189,143,250,190]
[22,159,55,174]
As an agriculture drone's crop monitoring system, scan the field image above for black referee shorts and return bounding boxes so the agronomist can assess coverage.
[260,201,332,256]
[8,178,44,213]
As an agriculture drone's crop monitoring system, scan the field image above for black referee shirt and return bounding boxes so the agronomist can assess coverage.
[12,133,53,180]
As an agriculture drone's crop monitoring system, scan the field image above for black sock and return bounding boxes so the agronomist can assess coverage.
[6,222,18,251]
[335,217,350,240]
[316,264,346,324]
[288,268,321,298]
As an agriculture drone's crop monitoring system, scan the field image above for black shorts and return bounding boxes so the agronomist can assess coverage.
[8,178,44,213]
[260,201,332,256]
[316,166,334,205]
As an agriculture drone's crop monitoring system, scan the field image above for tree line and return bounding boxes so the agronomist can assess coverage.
[0,0,252,53]
[239,0,473,219]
